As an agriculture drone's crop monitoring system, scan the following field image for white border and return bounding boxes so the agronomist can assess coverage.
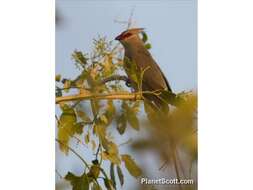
[0,0,253,190]
[199,0,253,189]
[0,1,55,189]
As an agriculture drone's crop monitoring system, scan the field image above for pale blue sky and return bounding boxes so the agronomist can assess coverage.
[56,0,197,92]
[56,1,197,189]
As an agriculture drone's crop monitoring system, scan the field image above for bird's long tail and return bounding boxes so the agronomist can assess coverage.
[171,143,183,190]
[144,97,184,190]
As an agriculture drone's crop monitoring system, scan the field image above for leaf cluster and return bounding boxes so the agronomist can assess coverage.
[56,34,197,190]
[56,36,144,190]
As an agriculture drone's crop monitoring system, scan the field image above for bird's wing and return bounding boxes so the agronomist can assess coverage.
[137,49,172,92]
[155,62,172,92]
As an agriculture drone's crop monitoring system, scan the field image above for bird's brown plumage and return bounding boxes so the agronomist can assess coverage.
[115,29,183,186]
[115,28,172,111]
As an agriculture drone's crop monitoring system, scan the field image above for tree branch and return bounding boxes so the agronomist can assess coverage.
[101,75,129,84]
[56,92,143,104]
[100,75,136,88]
[55,138,90,169]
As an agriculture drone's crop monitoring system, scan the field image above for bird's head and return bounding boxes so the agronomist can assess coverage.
[115,28,144,44]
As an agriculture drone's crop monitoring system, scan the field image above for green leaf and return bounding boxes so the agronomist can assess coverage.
[122,102,140,131]
[85,132,90,144]
[87,164,100,179]
[127,111,139,131]
[74,122,84,134]
[55,74,61,82]
[103,178,114,190]
[116,114,127,135]
[74,70,89,87]
[145,43,152,50]
[159,90,177,105]
[72,51,88,65]
[110,163,116,188]
[57,128,70,154]
[58,105,77,154]
[143,100,159,124]
[121,154,142,178]
[100,115,108,124]
[102,141,121,165]
[102,54,115,76]
[63,79,71,92]
[76,110,91,123]
[107,141,119,155]
[123,57,140,85]
[116,166,124,186]
[91,140,96,151]
[104,100,116,125]
[141,31,148,43]
[94,124,108,149]
[57,105,84,154]
[91,183,102,190]
[132,101,141,113]
[65,171,89,190]
[102,152,121,165]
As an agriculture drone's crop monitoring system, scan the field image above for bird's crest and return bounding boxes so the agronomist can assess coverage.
[115,28,145,41]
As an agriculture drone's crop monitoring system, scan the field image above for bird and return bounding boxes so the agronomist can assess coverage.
[115,28,173,113]
[115,29,184,189]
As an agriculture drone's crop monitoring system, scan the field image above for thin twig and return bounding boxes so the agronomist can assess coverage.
[95,144,101,160]
[159,160,168,171]
[55,138,90,169]
[99,167,110,181]
[55,169,63,179]
[172,144,183,190]
[71,100,82,108]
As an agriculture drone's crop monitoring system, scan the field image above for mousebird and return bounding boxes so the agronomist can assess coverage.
[115,28,173,112]
[115,28,183,189]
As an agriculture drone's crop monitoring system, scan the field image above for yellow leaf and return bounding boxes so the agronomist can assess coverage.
[94,125,108,149]
[104,100,116,125]
[116,114,127,135]
[100,115,108,124]
[88,164,100,179]
[107,141,119,155]
[101,141,121,165]
[57,105,77,154]
[91,140,96,151]
[102,151,121,165]
[127,111,139,131]
[57,127,69,154]
[103,54,114,76]
[116,166,124,186]
[103,178,114,190]
[63,80,71,92]
[85,132,90,144]
[65,171,89,190]
[77,110,91,122]
[121,154,142,178]
[55,74,61,82]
